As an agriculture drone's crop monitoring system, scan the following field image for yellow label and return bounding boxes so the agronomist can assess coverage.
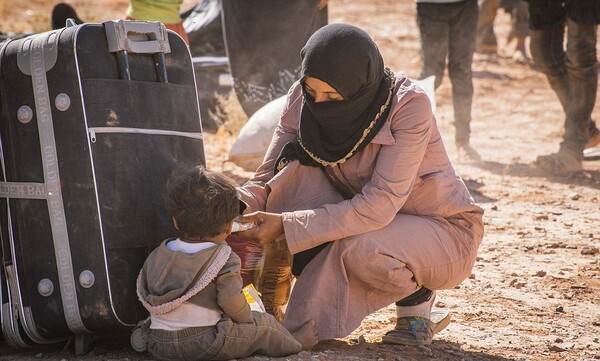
[243,284,261,304]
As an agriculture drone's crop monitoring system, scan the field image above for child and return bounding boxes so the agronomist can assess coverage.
[135,165,318,360]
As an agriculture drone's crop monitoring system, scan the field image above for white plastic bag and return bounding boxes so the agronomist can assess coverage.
[228,95,287,171]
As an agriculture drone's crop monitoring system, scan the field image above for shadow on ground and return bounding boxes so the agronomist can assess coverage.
[473,160,600,190]
[316,339,517,361]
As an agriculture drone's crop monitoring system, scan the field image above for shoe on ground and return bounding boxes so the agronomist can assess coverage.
[535,150,582,176]
[586,128,600,149]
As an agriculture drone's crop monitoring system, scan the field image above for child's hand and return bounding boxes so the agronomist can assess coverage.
[236,212,284,246]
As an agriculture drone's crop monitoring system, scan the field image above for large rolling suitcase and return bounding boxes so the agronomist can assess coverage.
[0,20,205,348]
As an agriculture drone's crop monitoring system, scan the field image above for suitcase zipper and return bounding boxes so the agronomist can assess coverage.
[88,127,203,143]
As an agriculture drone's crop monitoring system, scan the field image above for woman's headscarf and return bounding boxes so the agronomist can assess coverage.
[275,23,395,173]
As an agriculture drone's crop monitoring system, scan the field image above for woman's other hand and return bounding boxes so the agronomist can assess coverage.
[236,212,284,245]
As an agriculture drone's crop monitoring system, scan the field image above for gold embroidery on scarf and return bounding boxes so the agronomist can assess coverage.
[298,68,396,167]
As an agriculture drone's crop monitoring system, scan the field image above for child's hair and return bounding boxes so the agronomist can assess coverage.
[165,165,240,240]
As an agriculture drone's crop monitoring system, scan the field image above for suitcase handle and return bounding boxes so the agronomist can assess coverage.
[104,20,170,82]
[104,20,171,54]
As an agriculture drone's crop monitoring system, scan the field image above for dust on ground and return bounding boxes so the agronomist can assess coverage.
[0,0,598,360]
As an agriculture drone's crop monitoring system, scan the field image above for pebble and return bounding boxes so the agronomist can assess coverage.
[534,270,547,277]
[436,301,447,308]
[417,345,433,357]
[35,353,43,359]
[555,306,565,313]
[534,213,549,220]
[567,192,580,200]
[357,335,366,344]
[491,205,498,210]
[509,279,526,289]
[555,338,563,343]
[445,349,465,357]
[581,246,599,255]
[549,344,565,352]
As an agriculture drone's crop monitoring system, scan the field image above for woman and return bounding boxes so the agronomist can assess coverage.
[237,23,484,346]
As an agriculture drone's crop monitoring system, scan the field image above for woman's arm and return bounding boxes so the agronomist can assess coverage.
[282,89,435,254]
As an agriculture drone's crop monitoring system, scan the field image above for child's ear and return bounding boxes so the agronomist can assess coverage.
[172,217,179,230]
[225,220,234,235]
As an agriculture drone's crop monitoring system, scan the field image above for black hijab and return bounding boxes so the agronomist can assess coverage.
[275,24,395,173]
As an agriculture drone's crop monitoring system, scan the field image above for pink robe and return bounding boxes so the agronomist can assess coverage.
[238,75,484,340]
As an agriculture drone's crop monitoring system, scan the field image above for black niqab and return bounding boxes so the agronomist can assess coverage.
[274,24,394,173]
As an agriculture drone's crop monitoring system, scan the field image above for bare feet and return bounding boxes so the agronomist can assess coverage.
[291,320,318,350]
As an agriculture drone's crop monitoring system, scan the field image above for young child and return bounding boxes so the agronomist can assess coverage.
[135,165,318,360]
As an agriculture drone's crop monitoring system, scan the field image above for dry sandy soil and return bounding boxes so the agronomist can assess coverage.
[1,0,599,360]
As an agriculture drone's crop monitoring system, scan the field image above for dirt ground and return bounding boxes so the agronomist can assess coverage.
[0,0,599,360]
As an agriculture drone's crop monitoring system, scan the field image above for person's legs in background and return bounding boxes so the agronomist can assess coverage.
[531,17,598,175]
[448,0,480,161]
[476,0,501,54]
[562,20,598,153]
[417,2,450,90]
[507,0,530,61]
[529,17,568,108]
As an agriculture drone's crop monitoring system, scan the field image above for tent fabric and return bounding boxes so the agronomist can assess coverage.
[222,0,327,117]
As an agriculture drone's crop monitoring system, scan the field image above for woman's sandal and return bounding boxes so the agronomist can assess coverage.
[381,311,451,346]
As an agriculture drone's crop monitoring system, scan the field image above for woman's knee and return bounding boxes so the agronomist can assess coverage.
[334,237,408,286]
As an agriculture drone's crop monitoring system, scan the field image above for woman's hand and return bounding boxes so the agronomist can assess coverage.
[236,212,284,246]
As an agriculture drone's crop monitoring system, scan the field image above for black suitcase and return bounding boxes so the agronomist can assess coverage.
[0,20,205,347]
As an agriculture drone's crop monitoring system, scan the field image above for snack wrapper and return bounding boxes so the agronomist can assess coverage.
[243,284,266,313]
[231,220,256,233]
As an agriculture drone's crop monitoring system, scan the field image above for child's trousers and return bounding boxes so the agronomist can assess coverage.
[147,312,302,361]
